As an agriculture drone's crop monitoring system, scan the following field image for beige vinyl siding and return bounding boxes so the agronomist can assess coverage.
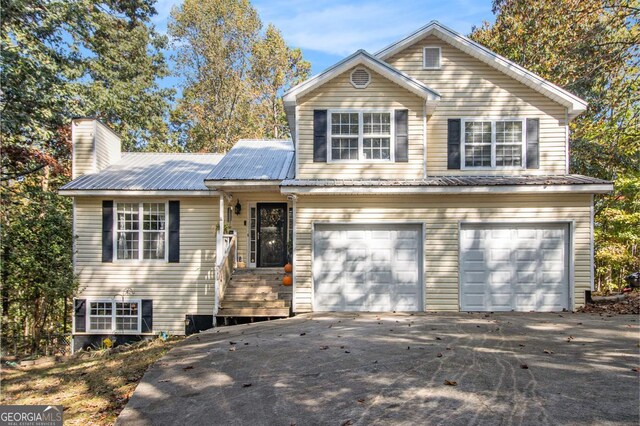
[386,35,568,175]
[225,191,290,266]
[297,66,425,179]
[94,121,121,172]
[75,197,218,334]
[72,119,95,179]
[294,193,591,312]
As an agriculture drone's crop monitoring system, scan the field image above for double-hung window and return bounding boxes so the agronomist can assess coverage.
[88,300,141,333]
[116,202,167,261]
[462,119,524,169]
[329,111,393,162]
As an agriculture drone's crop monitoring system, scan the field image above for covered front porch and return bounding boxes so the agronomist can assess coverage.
[213,190,294,319]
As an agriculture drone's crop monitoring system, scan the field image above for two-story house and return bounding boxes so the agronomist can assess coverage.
[59,22,612,350]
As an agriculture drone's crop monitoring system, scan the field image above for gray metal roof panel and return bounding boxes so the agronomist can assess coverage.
[205,139,294,181]
[281,175,611,187]
[60,153,224,191]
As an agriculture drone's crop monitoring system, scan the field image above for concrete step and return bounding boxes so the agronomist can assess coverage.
[221,300,287,308]
[217,307,290,317]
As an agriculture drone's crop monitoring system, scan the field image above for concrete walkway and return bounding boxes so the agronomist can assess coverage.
[118,313,640,425]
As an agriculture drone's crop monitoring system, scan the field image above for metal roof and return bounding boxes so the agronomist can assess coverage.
[281,175,611,187]
[60,153,223,191]
[205,139,294,181]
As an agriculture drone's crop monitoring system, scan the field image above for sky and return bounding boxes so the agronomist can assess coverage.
[152,0,495,90]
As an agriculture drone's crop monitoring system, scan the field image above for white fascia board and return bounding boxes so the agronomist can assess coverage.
[375,21,587,118]
[280,184,613,195]
[204,180,283,187]
[58,190,219,197]
[283,50,441,104]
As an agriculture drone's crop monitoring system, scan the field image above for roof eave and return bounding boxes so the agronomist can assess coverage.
[283,50,441,105]
[280,183,613,195]
[58,189,220,197]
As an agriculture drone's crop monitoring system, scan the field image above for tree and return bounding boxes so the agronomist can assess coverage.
[169,0,310,151]
[471,0,640,291]
[250,24,310,139]
[1,0,175,355]
[169,0,261,153]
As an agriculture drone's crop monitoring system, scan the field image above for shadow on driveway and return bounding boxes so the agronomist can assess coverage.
[117,313,639,425]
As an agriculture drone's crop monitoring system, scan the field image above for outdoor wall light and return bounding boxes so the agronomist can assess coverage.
[234,200,242,216]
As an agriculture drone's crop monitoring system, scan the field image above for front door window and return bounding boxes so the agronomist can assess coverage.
[257,203,287,267]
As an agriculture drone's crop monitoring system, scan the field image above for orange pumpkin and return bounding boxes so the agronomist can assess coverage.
[284,263,293,273]
[282,275,293,286]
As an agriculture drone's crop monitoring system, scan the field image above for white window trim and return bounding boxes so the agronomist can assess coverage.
[327,109,396,163]
[114,201,169,262]
[86,298,142,334]
[423,46,441,70]
[460,118,526,170]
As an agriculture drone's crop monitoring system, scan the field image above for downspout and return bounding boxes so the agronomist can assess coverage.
[288,194,298,313]
[214,193,224,317]
[565,108,570,174]
[423,101,428,179]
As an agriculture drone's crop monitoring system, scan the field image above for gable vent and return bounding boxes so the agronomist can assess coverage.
[423,47,441,69]
[350,68,371,88]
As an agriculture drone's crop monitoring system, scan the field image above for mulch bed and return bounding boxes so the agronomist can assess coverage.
[578,291,640,315]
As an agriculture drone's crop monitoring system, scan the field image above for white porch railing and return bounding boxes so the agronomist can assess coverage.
[214,232,237,316]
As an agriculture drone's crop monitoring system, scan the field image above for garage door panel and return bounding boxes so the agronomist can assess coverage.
[314,224,422,312]
[461,224,569,312]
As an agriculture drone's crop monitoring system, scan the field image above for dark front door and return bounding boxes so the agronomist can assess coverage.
[257,203,288,267]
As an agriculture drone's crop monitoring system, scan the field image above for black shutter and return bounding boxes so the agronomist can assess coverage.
[447,119,462,169]
[141,300,153,333]
[74,299,86,333]
[526,118,540,169]
[102,200,113,262]
[168,201,180,263]
[313,110,327,162]
[395,109,409,162]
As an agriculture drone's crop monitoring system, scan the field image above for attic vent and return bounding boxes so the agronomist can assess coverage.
[423,47,441,69]
[350,68,371,88]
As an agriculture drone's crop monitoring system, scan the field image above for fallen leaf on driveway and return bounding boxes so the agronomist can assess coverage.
[242,383,252,388]
[435,337,442,340]
[158,379,170,383]
[632,367,639,373]
[182,366,194,371]
[345,351,351,354]
[341,420,353,426]
[518,344,525,347]
[567,336,574,342]
[229,346,236,352]
[320,346,329,350]
[444,380,457,386]
[543,349,554,354]
[357,398,365,403]
[521,364,529,369]
[436,353,443,358]
[300,333,306,336]
[229,341,236,345]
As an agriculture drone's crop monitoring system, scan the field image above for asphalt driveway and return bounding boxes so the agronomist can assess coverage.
[118,313,639,425]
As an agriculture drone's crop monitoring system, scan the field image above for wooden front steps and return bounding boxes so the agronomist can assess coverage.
[217,268,292,318]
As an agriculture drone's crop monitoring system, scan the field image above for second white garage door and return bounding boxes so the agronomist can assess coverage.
[460,223,570,312]
[313,224,423,312]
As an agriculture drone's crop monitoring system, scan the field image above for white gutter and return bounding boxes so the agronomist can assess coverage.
[58,190,220,197]
[280,184,614,195]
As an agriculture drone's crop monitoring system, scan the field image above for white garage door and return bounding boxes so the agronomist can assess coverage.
[460,224,569,312]
[313,224,423,312]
